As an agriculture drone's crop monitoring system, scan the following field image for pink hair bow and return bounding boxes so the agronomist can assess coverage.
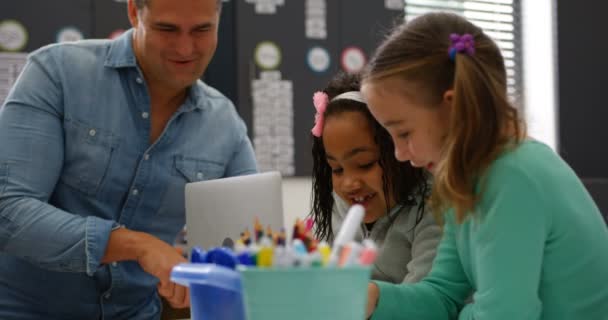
[311,91,329,137]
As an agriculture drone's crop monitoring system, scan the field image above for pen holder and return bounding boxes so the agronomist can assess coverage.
[240,266,371,320]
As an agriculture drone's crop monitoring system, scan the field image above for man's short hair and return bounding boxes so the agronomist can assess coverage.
[133,0,222,11]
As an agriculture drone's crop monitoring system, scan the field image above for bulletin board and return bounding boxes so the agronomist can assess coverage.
[0,0,93,106]
[234,0,404,177]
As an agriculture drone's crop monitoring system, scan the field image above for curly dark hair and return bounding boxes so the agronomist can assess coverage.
[310,72,430,241]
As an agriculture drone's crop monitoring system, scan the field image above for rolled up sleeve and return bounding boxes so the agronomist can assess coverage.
[0,53,113,275]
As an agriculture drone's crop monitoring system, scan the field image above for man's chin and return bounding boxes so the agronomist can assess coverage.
[164,77,200,90]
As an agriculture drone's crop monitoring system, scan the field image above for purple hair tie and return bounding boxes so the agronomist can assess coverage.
[448,33,475,61]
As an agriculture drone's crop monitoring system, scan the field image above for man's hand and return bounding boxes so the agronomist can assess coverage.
[101,228,190,309]
[367,282,380,319]
[136,234,190,309]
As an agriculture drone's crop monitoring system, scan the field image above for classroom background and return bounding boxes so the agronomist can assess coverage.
[1,0,606,227]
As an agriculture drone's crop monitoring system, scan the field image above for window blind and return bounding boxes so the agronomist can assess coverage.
[404,0,523,107]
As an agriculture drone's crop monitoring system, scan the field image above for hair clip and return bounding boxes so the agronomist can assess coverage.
[311,91,329,137]
[448,33,475,61]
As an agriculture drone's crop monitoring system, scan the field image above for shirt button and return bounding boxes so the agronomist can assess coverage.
[132,189,139,196]
[136,77,143,84]
[111,262,117,267]
[141,112,149,119]
[196,172,204,180]
[143,154,150,161]
[89,129,96,137]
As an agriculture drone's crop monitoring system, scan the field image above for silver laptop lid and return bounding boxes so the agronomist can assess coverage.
[185,171,284,250]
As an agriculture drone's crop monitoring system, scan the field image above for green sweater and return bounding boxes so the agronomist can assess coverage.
[371,140,608,320]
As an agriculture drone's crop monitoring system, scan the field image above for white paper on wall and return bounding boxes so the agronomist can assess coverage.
[305,0,327,39]
[246,0,285,15]
[0,20,28,52]
[385,0,405,11]
[0,52,28,107]
[251,71,295,176]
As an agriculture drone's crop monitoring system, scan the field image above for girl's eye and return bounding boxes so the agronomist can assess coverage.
[398,131,410,139]
[359,161,377,170]
[331,167,343,175]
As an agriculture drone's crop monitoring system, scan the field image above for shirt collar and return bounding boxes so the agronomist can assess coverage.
[104,29,137,68]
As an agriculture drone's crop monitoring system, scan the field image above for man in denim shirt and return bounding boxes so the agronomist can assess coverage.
[0,0,257,318]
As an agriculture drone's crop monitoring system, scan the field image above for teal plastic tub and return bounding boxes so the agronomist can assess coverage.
[240,266,371,320]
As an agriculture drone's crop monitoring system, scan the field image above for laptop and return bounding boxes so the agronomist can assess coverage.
[184,171,284,251]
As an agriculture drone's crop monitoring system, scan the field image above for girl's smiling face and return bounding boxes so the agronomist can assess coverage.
[323,111,395,223]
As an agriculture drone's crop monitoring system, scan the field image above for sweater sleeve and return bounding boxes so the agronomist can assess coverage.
[371,161,548,319]
[402,210,442,283]
[457,163,546,320]
[371,214,471,319]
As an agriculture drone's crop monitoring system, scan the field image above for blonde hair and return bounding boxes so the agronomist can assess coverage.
[363,12,525,223]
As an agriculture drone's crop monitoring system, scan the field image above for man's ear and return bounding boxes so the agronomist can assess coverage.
[127,0,140,28]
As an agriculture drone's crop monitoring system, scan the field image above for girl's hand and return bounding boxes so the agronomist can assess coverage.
[367,282,380,319]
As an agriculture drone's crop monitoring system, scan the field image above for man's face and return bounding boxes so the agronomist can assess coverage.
[128,0,220,92]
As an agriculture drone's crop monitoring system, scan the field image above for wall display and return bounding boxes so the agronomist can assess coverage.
[305,0,326,39]
[56,26,84,43]
[0,20,28,52]
[557,1,608,217]
[254,41,282,70]
[245,0,285,15]
[0,52,28,106]
[385,0,405,11]
[1,0,92,53]
[307,46,330,73]
[233,1,402,176]
[340,46,366,74]
[252,71,295,176]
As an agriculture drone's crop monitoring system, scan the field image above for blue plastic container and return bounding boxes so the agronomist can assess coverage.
[171,263,246,320]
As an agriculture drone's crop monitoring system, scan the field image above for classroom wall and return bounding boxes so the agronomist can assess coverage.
[556,1,608,220]
[282,178,313,229]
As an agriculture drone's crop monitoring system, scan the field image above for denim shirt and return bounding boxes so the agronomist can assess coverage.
[0,29,257,319]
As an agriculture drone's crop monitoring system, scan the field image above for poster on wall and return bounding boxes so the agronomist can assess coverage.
[245,0,285,15]
[0,20,28,52]
[307,46,330,73]
[254,41,282,70]
[0,52,28,107]
[252,71,295,176]
[340,46,366,74]
[56,26,84,43]
[305,0,326,39]
[385,0,405,11]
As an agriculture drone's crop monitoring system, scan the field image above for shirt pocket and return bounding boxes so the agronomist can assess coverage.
[173,155,225,182]
[60,119,119,197]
